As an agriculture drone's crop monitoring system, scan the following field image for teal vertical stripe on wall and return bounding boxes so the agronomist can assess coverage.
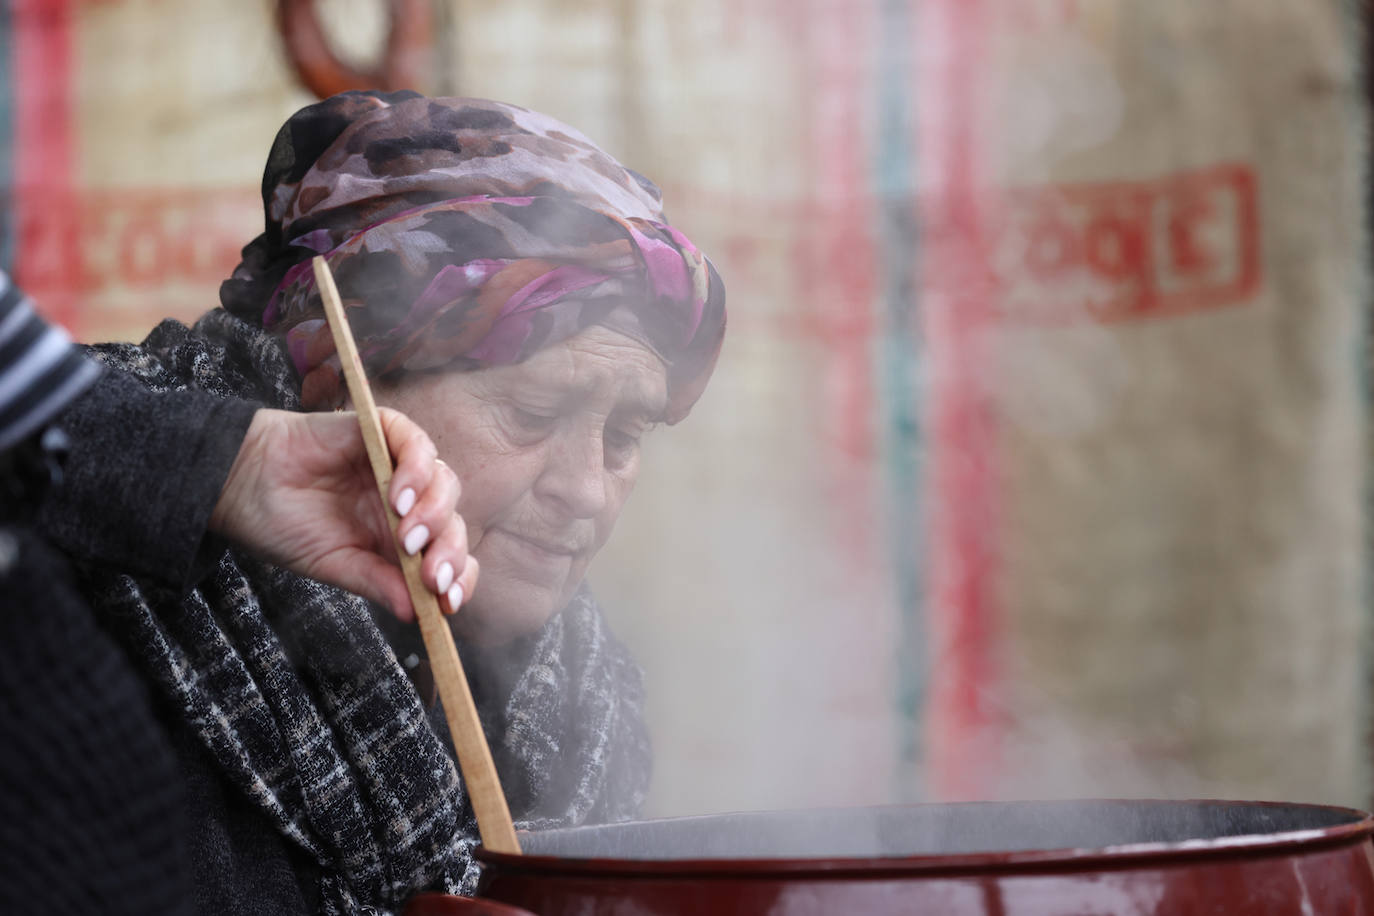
[875,0,926,801]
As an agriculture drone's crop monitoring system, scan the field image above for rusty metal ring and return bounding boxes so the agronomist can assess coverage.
[278,0,433,100]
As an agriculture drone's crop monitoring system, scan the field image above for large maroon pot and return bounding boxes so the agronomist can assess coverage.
[409,799,1374,914]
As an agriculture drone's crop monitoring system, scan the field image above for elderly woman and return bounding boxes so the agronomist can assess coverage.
[71,91,725,915]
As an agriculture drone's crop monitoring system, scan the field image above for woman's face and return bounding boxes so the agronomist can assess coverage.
[376,325,668,644]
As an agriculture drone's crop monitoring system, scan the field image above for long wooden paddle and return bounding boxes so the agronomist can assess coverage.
[312,255,522,855]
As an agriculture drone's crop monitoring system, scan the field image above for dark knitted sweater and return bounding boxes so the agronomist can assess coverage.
[1,368,257,915]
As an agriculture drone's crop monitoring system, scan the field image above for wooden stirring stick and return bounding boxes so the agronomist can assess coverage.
[312,256,522,855]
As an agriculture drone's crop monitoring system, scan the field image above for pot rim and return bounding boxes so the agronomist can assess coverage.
[475,799,1374,880]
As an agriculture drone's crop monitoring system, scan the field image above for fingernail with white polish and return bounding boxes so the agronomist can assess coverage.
[436,561,454,595]
[447,583,464,611]
[394,487,416,517]
[403,524,429,556]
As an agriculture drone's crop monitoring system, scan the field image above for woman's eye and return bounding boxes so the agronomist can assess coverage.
[604,426,646,466]
[510,407,557,432]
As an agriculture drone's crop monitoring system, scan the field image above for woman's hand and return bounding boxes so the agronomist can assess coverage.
[208,407,478,623]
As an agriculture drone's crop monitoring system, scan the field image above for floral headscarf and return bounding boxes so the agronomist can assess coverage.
[221,90,726,423]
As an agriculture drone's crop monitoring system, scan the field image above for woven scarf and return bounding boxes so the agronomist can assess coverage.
[78,309,652,914]
[220,91,726,424]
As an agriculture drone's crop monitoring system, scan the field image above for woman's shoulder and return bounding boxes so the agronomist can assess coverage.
[83,310,298,407]
[82,318,196,391]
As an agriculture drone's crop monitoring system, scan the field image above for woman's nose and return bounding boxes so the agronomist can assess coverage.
[536,428,608,518]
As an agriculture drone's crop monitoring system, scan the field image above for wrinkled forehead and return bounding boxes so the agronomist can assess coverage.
[480,325,670,419]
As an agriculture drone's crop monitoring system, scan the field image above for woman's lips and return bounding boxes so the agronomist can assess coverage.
[496,529,578,570]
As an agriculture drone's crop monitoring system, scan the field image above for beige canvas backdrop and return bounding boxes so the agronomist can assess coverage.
[979,0,1367,805]
[60,0,1368,813]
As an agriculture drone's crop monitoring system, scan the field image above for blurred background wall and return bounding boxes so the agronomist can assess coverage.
[2,0,1367,815]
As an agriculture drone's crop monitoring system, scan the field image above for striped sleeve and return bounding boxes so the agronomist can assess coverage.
[0,271,102,452]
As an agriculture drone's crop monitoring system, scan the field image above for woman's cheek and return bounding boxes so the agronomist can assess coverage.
[613,452,642,495]
[468,446,546,522]
[597,467,640,539]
